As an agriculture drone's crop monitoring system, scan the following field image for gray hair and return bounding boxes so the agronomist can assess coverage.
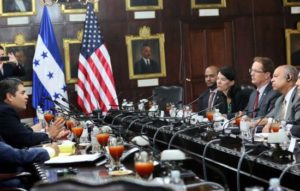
[282,65,298,83]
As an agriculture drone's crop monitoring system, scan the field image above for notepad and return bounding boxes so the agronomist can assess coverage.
[45,153,101,165]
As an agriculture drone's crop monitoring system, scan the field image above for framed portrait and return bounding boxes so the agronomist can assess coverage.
[191,0,226,9]
[285,26,300,66]
[0,0,36,17]
[61,2,99,14]
[63,31,82,83]
[283,0,300,7]
[3,34,36,86]
[125,0,163,11]
[125,26,166,79]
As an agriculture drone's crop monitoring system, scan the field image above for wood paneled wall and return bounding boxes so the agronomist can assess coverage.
[1,0,300,117]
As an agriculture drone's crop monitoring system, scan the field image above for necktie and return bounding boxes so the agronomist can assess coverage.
[208,91,216,109]
[279,99,287,120]
[252,91,260,117]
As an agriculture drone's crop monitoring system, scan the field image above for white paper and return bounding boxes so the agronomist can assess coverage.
[134,11,155,19]
[45,153,101,164]
[288,138,297,152]
[199,9,219,17]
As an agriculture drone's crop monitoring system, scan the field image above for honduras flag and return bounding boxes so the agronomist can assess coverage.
[32,7,68,112]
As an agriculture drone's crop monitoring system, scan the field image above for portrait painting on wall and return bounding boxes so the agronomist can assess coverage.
[61,2,99,13]
[286,28,300,66]
[125,0,163,11]
[125,27,166,79]
[191,0,226,9]
[4,43,36,86]
[0,0,36,17]
[283,0,300,7]
[63,39,81,83]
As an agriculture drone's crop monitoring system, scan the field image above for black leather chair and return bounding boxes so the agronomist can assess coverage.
[152,86,183,110]
[31,177,178,191]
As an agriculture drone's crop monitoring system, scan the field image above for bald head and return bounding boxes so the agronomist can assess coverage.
[205,66,219,88]
[271,65,298,95]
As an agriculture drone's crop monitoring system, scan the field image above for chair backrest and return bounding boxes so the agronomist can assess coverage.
[152,86,183,110]
[31,177,179,191]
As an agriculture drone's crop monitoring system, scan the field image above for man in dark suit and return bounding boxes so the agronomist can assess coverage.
[198,65,225,115]
[245,57,280,118]
[134,43,160,74]
[3,0,32,12]
[0,78,67,149]
[0,46,25,81]
[262,65,300,132]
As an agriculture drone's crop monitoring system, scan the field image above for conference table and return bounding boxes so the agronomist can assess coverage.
[33,110,300,190]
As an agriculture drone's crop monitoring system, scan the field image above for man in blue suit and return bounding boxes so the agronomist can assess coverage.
[0,136,56,188]
[0,78,67,149]
[245,57,280,118]
[134,43,160,74]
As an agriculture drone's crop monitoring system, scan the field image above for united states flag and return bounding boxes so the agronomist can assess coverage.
[77,3,118,114]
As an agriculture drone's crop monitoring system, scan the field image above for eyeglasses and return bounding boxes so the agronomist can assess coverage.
[249,68,264,74]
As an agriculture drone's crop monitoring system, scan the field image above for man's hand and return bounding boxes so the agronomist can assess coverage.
[46,118,65,140]
[262,123,271,133]
[43,142,59,157]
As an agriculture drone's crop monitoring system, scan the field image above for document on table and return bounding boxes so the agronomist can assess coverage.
[45,153,101,164]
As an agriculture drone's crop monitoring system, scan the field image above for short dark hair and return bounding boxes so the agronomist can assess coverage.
[219,66,236,81]
[253,57,275,74]
[0,78,23,102]
[0,45,4,50]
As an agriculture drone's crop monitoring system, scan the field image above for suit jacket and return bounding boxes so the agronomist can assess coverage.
[0,63,25,81]
[198,89,225,116]
[267,88,300,123]
[134,58,160,74]
[3,0,32,12]
[244,82,280,118]
[0,102,49,149]
[0,136,49,173]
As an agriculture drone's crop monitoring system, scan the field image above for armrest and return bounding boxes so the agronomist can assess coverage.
[0,172,31,181]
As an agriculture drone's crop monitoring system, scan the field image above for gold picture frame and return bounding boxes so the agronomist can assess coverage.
[125,26,166,79]
[285,23,300,66]
[191,0,226,9]
[61,2,99,14]
[0,0,36,17]
[125,0,163,11]
[63,30,83,84]
[3,34,36,86]
[283,0,300,7]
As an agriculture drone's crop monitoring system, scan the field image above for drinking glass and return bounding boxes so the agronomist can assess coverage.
[134,151,154,180]
[44,110,54,126]
[96,131,110,153]
[206,109,214,122]
[65,117,75,130]
[108,136,124,171]
[270,119,281,133]
[71,121,84,145]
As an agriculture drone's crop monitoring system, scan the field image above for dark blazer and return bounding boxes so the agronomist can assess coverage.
[219,86,251,118]
[0,136,49,173]
[267,88,300,123]
[244,82,280,118]
[198,89,225,115]
[0,63,25,81]
[0,103,49,149]
[134,58,160,74]
[3,0,32,12]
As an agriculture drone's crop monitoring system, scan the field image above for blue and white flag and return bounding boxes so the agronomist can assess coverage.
[32,7,68,111]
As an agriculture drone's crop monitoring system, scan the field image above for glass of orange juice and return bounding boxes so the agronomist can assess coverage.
[108,136,124,171]
[134,151,154,180]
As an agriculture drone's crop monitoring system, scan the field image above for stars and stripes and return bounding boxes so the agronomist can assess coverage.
[77,3,118,114]
[32,7,68,111]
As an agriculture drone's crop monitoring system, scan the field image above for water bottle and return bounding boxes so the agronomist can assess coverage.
[80,126,89,143]
[213,109,223,131]
[266,178,284,191]
[169,170,185,189]
[121,99,127,110]
[91,126,100,153]
[36,105,44,123]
